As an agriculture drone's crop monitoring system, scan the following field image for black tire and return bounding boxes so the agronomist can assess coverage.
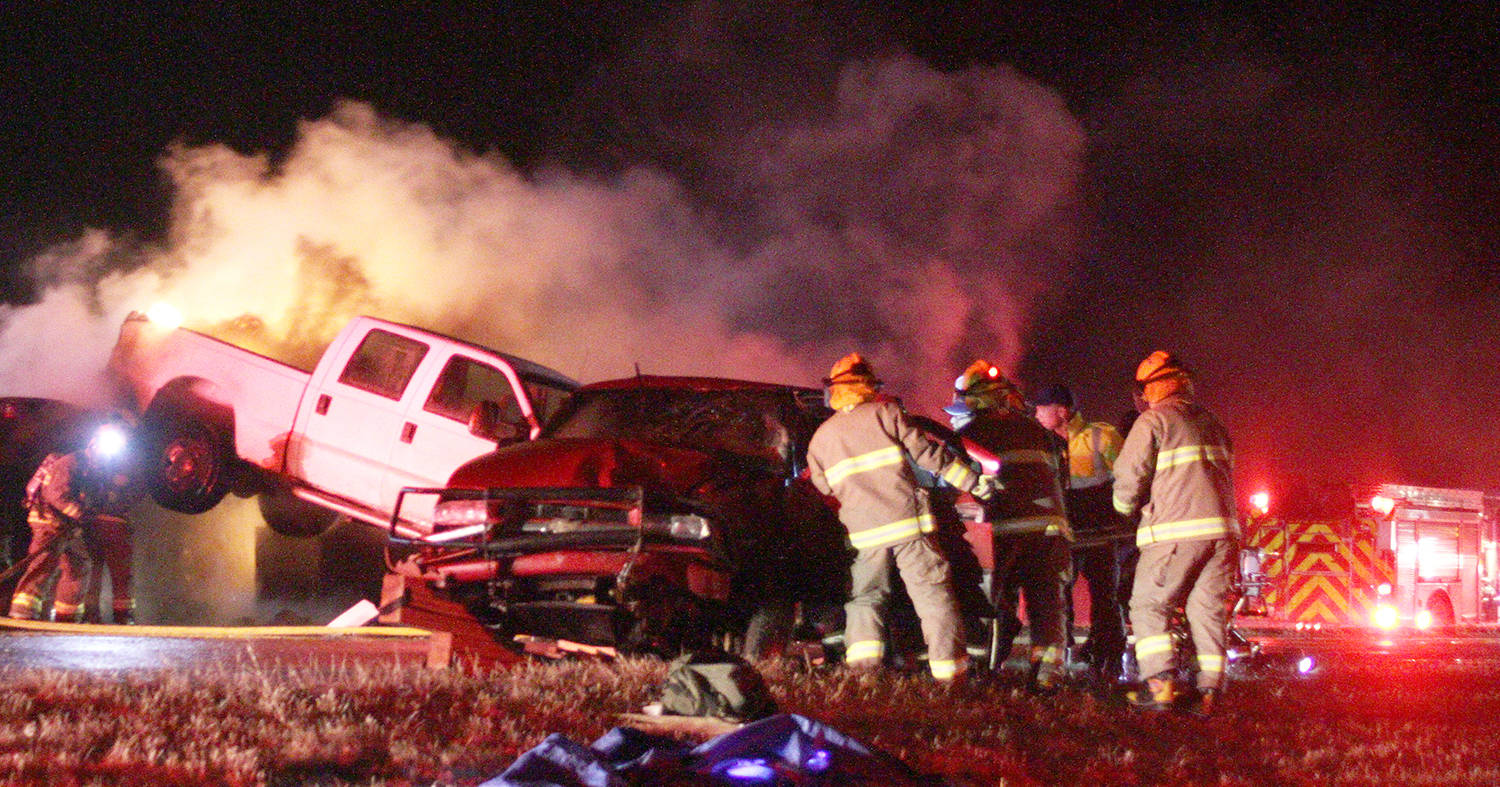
[144,417,232,514]
[258,489,343,537]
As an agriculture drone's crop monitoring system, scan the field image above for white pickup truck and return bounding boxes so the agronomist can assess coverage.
[107,311,578,536]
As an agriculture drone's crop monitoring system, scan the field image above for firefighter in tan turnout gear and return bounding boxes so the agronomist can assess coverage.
[1113,351,1238,715]
[808,353,998,681]
[945,361,1072,691]
[8,422,140,623]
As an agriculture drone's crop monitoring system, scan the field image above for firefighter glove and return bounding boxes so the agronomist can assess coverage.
[972,473,1004,501]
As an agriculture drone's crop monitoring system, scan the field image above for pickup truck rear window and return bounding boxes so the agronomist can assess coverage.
[337,329,430,400]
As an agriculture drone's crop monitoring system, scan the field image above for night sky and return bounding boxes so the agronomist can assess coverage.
[1,3,1496,504]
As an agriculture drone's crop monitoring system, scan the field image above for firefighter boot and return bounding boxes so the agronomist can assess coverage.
[1186,688,1219,718]
[1126,672,1183,711]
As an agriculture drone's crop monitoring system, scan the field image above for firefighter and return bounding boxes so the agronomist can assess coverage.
[946,361,1072,691]
[7,423,139,622]
[1032,383,1130,688]
[807,353,998,681]
[72,424,142,624]
[1114,351,1238,715]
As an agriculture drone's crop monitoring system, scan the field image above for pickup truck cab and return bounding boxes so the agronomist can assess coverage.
[108,311,577,536]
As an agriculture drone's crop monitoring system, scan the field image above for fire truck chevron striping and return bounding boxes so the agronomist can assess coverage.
[1237,483,1496,631]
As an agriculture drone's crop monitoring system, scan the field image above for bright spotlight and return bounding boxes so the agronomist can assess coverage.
[90,423,128,460]
[1297,656,1315,674]
[1373,604,1399,630]
[1370,495,1397,516]
[145,302,183,330]
[1249,490,1271,515]
[1415,609,1434,630]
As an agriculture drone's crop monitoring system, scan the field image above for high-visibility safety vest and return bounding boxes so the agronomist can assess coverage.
[1064,412,1123,490]
[809,400,980,551]
[1112,395,1239,547]
[959,410,1071,540]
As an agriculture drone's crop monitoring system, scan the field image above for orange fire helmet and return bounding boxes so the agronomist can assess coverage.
[1135,350,1191,404]
[952,360,1023,412]
[824,353,881,410]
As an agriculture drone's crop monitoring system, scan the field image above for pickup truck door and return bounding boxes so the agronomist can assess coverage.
[381,351,533,525]
[291,327,434,511]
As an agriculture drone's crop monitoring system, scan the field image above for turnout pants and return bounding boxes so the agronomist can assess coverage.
[845,537,967,679]
[990,530,1071,681]
[1130,537,1237,690]
[8,508,85,621]
[75,515,134,623]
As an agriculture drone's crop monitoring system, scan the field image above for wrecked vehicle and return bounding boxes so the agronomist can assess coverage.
[382,376,850,657]
[107,310,577,536]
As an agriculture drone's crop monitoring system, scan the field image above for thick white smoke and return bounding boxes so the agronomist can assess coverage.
[0,56,1084,417]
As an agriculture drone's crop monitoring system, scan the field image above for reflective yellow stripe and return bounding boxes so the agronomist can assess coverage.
[849,514,934,550]
[8,593,42,616]
[1113,494,1134,516]
[1031,645,1065,667]
[847,639,884,664]
[929,658,967,680]
[1135,634,1173,659]
[1137,516,1235,546]
[823,446,903,486]
[941,461,977,489]
[1197,654,1224,673]
[1155,444,1230,471]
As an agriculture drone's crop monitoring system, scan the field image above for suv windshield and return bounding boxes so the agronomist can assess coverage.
[546,388,794,466]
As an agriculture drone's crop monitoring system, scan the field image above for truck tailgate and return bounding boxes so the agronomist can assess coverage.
[110,316,311,471]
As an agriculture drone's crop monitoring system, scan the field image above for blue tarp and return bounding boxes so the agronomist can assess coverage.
[482,713,926,786]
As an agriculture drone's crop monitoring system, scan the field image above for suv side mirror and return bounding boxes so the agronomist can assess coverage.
[468,401,524,442]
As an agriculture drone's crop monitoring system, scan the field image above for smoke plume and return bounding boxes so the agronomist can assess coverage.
[0,49,1084,623]
[0,60,1084,415]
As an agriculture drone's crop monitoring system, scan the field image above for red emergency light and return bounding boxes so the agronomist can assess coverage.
[1370,495,1397,516]
[1249,491,1270,516]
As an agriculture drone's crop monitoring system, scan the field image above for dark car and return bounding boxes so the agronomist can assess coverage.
[386,376,850,657]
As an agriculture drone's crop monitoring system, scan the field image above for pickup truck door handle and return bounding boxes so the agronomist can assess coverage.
[400,422,417,443]
[315,394,331,415]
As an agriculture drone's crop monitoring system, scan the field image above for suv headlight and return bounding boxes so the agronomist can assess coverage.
[433,499,491,529]
[642,513,712,541]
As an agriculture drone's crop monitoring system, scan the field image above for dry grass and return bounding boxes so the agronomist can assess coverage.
[0,650,1495,785]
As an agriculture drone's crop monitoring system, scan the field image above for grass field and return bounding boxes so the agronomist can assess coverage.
[0,644,1495,785]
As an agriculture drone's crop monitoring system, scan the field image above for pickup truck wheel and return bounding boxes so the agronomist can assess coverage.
[144,419,232,514]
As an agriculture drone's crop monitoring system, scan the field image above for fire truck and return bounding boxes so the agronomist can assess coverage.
[1238,483,1500,632]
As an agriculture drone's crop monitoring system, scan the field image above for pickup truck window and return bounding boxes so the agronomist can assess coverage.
[424,356,522,424]
[337,329,430,400]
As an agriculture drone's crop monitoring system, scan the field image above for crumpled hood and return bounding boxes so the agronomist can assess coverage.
[447,438,716,493]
